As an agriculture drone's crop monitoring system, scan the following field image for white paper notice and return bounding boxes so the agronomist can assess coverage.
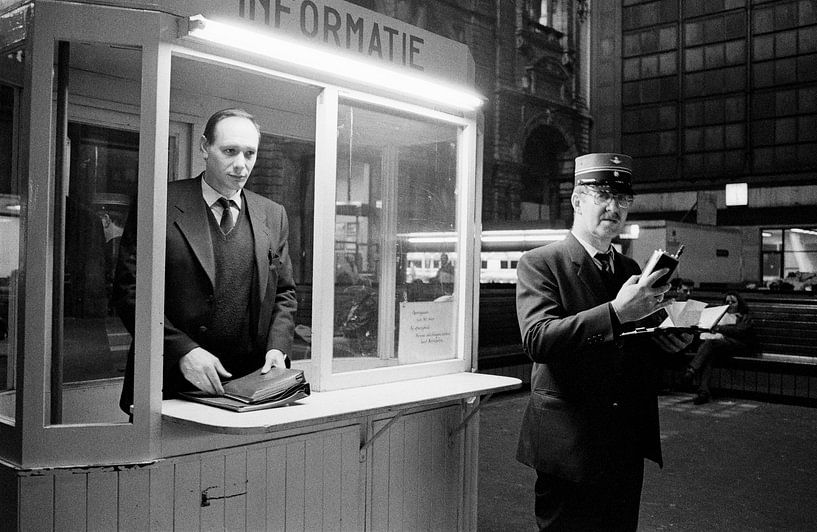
[398,300,455,364]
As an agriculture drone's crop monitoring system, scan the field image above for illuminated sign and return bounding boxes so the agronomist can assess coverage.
[165,0,473,85]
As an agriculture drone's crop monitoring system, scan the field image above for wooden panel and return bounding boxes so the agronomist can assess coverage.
[118,467,150,531]
[54,472,87,531]
[266,445,287,531]
[388,416,405,532]
[0,463,17,525]
[200,454,226,531]
[174,458,202,531]
[224,451,247,531]
[285,441,306,531]
[19,474,53,531]
[370,417,390,531]
[149,464,174,531]
[246,447,268,530]
[370,406,462,532]
[340,428,362,531]
[88,469,118,531]
[402,414,421,531]
[304,437,324,531]
[416,410,434,531]
[321,430,343,530]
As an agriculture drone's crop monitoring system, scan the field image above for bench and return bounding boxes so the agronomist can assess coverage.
[476,285,817,404]
[660,290,817,404]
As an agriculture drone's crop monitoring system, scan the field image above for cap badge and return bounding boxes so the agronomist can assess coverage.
[610,156,622,164]
[613,171,620,177]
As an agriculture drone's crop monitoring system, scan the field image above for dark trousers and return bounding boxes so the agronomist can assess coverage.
[534,457,645,531]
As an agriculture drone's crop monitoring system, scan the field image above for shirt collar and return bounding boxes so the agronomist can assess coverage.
[572,231,613,259]
[201,176,243,210]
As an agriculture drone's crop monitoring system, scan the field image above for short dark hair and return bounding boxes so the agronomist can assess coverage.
[202,108,261,144]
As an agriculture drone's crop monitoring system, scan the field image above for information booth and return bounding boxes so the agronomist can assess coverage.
[0,1,520,529]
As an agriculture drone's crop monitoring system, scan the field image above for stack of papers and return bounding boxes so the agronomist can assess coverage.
[179,367,310,412]
[660,300,730,330]
[622,299,730,336]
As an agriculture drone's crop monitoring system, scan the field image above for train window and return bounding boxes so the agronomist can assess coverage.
[333,101,459,370]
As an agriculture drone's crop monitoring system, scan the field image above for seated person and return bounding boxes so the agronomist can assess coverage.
[682,291,755,404]
[669,277,694,301]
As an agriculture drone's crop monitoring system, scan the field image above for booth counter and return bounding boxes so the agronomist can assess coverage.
[0,0,519,529]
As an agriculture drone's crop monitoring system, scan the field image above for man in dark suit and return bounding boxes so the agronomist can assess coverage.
[114,108,297,414]
[515,153,691,530]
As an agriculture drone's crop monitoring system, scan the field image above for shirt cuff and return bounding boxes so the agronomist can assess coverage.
[608,302,623,337]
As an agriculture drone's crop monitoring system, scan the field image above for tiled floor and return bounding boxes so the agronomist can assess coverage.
[478,390,817,531]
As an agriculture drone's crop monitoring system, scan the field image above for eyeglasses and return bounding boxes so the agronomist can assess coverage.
[580,188,634,209]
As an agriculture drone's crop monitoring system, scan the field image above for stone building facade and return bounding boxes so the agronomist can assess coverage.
[348,0,593,228]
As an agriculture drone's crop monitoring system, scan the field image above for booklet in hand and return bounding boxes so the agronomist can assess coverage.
[641,245,684,288]
[179,367,310,412]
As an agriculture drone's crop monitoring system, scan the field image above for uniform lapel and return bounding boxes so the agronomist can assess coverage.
[565,233,609,305]
[170,176,216,288]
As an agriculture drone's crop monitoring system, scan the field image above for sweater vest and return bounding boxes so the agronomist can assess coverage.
[204,201,256,372]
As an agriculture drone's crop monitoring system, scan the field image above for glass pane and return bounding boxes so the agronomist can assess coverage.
[0,52,24,422]
[761,228,782,251]
[334,102,459,372]
[165,54,318,395]
[783,229,817,283]
[52,41,142,424]
[762,252,782,282]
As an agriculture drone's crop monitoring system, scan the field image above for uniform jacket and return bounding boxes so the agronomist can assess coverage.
[114,175,297,413]
[515,233,662,483]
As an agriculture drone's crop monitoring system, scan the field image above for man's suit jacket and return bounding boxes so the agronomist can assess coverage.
[114,175,297,413]
[515,233,662,484]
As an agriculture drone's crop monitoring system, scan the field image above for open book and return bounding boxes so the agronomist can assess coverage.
[179,367,310,412]
[622,299,730,337]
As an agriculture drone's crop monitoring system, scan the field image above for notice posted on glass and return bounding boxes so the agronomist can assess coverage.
[398,300,455,364]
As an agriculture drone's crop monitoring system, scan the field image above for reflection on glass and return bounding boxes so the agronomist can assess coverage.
[51,41,143,424]
[249,134,316,362]
[0,79,21,418]
[783,228,817,283]
[333,102,459,372]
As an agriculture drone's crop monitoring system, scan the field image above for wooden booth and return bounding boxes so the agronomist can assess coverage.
[0,1,520,529]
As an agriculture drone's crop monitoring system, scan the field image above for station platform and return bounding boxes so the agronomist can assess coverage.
[478,390,817,531]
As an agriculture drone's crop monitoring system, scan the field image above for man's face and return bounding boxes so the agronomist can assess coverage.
[201,116,260,196]
[678,284,693,300]
[572,186,630,243]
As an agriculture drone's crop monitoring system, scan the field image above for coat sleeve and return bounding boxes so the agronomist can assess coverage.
[112,195,199,364]
[515,251,616,365]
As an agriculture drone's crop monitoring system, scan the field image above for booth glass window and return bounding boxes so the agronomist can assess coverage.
[1,76,22,416]
[333,102,459,372]
[168,55,318,365]
[49,41,144,425]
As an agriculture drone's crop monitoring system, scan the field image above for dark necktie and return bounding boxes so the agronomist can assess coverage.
[595,252,613,283]
[217,197,235,234]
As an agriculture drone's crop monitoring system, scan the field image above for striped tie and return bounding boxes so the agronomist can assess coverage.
[217,197,235,235]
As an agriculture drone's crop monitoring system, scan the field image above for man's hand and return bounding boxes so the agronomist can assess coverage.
[261,349,289,374]
[611,268,673,323]
[652,331,695,353]
[179,347,231,395]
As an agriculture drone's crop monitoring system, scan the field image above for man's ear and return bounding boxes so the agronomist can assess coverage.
[571,191,582,214]
[199,135,209,158]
